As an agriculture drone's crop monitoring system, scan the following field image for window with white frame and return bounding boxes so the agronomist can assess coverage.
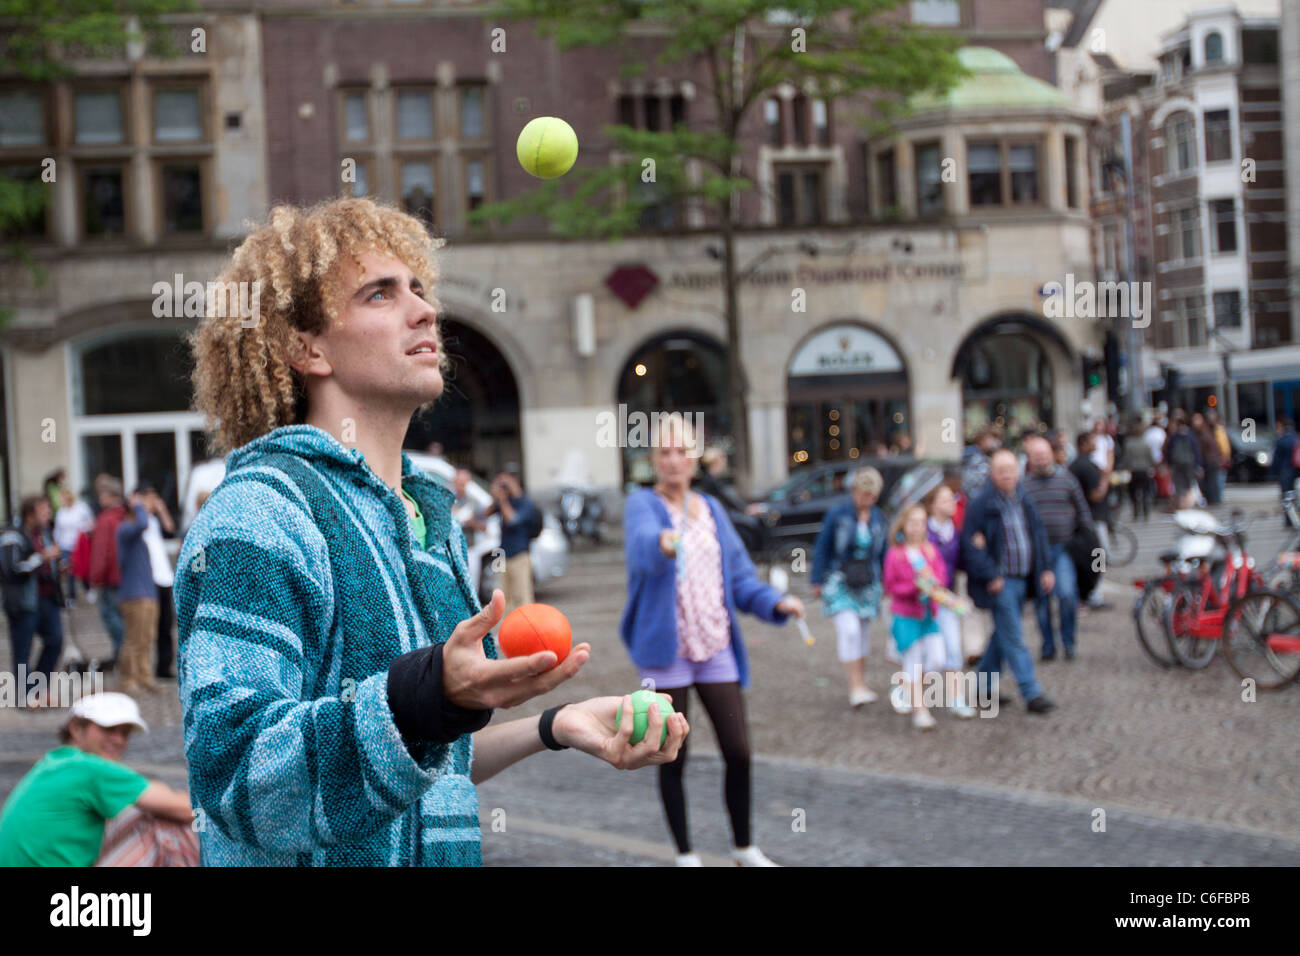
[1165,114,1196,175]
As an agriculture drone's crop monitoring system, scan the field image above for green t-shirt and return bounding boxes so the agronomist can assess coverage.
[401,485,426,549]
[0,746,149,867]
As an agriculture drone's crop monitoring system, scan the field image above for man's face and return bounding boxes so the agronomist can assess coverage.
[31,500,51,527]
[1026,439,1054,476]
[294,250,442,414]
[70,721,133,762]
[990,452,1020,494]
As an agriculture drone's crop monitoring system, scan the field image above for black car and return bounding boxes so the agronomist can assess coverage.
[1228,428,1274,483]
[747,457,930,560]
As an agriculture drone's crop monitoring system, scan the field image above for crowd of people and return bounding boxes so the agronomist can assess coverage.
[1,471,179,706]
[2,192,1286,872]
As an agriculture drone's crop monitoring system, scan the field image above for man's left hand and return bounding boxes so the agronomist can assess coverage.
[553,695,689,769]
[1040,570,1055,595]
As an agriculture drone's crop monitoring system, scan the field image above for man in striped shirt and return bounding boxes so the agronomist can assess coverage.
[960,450,1057,714]
[1021,436,1094,662]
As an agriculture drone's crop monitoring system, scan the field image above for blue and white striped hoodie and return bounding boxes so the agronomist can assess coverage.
[174,424,494,866]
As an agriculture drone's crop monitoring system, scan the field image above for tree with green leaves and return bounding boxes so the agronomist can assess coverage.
[0,0,195,326]
[473,0,965,492]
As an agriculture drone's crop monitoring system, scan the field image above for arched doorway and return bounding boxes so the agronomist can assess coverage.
[70,322,206,520]
[786,323,910,467]
[615,330,729,486]
[406,318,521,479]
[951,315,1073,438]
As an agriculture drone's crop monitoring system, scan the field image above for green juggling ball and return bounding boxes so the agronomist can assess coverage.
[616,690,675,746]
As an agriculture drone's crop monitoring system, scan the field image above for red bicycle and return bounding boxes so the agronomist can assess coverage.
[1165,510,1300,687]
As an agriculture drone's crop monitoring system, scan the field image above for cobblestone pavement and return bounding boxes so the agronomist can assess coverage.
[3,484,1298,864]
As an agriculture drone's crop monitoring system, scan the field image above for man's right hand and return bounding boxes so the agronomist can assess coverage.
[442,590,590,710]
[988,577,1005,595]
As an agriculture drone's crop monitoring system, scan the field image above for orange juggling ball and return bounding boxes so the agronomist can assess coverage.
[496,603,572,669]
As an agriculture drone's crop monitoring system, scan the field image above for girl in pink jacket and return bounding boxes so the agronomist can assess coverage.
[883,505,949,730]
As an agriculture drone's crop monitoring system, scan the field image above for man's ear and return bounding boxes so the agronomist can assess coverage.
[286,332,328,376]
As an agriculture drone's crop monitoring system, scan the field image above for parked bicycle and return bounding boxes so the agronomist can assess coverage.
[1130,500,1300,677]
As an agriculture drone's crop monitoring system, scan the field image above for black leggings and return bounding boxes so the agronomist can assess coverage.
[656,681,751,853]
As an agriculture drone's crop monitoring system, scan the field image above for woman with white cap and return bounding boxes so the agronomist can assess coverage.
[0,693,198,866]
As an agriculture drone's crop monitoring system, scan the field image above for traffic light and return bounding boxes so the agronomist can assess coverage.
[1082,355,1104,394]
[1103,330,1122,402]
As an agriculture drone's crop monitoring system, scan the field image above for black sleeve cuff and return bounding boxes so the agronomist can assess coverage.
[387,643,493,747]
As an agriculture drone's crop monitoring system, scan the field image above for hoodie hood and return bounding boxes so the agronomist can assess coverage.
[224,424,455,540]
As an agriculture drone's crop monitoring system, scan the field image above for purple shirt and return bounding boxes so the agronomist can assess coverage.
[926,517,959,587]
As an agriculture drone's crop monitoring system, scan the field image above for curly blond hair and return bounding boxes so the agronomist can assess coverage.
[189,196,446,456]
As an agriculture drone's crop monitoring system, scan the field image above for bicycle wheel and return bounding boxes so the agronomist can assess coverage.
[1166,581,1217,669]
[1133,581,1177,668]
[1223,588,1300,691]
[1263,560,1300,602]
[1107,524,1138,568]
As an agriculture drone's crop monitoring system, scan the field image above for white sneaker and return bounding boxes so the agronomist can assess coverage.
[889,684,912,715]
[731,845,780,867]
[849,687,878,708]
[952,696,977,719]
[912,710,937,731]
[675,852,703,867]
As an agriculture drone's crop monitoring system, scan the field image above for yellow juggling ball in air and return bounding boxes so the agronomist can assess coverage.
[516,116,579,179]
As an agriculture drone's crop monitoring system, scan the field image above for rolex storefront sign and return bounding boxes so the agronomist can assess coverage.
[787,325,910,465]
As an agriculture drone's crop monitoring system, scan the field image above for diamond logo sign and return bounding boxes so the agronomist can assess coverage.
[605,265,659,309]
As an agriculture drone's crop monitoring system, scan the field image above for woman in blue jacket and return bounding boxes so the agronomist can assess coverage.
[811,467,889,710]
[621,421,804,867]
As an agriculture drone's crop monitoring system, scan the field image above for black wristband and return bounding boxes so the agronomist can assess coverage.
[387,643,493,746]
[538,703,571,751]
